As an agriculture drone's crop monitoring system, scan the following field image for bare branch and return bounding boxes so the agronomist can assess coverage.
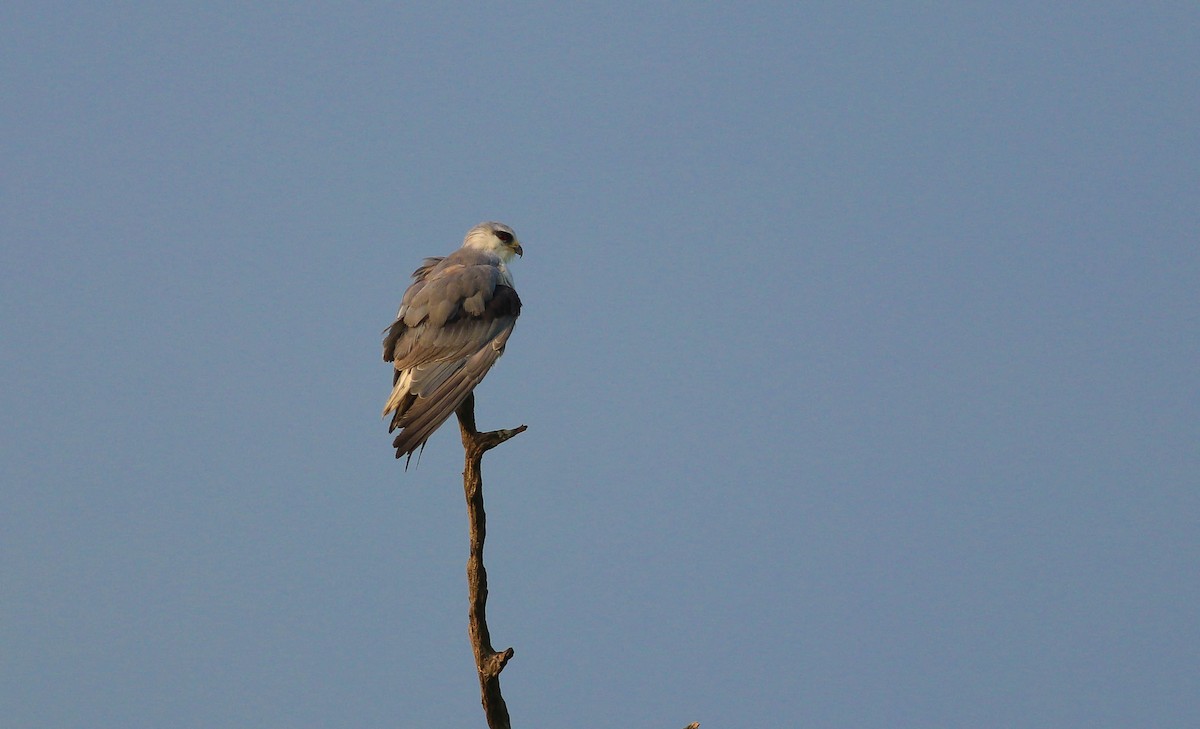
[455,393,525,729]
[451,394,692,729]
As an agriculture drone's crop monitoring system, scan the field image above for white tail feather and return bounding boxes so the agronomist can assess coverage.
[382,370,414,417]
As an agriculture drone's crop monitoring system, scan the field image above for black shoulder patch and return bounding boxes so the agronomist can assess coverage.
[487,285,522,318]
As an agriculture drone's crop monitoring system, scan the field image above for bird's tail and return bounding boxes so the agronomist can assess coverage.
[382,371,415,431]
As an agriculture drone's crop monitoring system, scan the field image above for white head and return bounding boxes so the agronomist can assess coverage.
[462,221,523,263]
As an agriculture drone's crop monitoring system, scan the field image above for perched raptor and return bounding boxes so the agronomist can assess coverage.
[382,222,523,462]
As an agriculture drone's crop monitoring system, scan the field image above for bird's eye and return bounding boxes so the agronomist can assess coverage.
[495,230,514,243]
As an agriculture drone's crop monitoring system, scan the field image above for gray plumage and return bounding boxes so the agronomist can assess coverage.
[382,222,523,463]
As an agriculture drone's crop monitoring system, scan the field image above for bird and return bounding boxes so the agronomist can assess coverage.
[382,221,523,463]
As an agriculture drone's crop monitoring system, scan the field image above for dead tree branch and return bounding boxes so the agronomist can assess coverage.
[455,393,526,729]
[452,394,695,729]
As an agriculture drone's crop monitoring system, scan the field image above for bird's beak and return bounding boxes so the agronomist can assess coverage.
[513,242,523,257]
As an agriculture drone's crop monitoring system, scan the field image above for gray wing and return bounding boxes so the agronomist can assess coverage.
[382,250,521,460]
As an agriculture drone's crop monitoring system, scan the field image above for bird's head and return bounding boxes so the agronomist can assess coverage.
[463,221,523,262]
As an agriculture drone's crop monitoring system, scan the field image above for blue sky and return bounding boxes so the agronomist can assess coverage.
[3,2,1198,727]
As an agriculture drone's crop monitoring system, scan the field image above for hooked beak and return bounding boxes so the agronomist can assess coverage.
[513,242,523,257]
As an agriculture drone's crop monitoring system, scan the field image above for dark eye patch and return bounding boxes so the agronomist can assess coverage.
[495,230,514,243]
